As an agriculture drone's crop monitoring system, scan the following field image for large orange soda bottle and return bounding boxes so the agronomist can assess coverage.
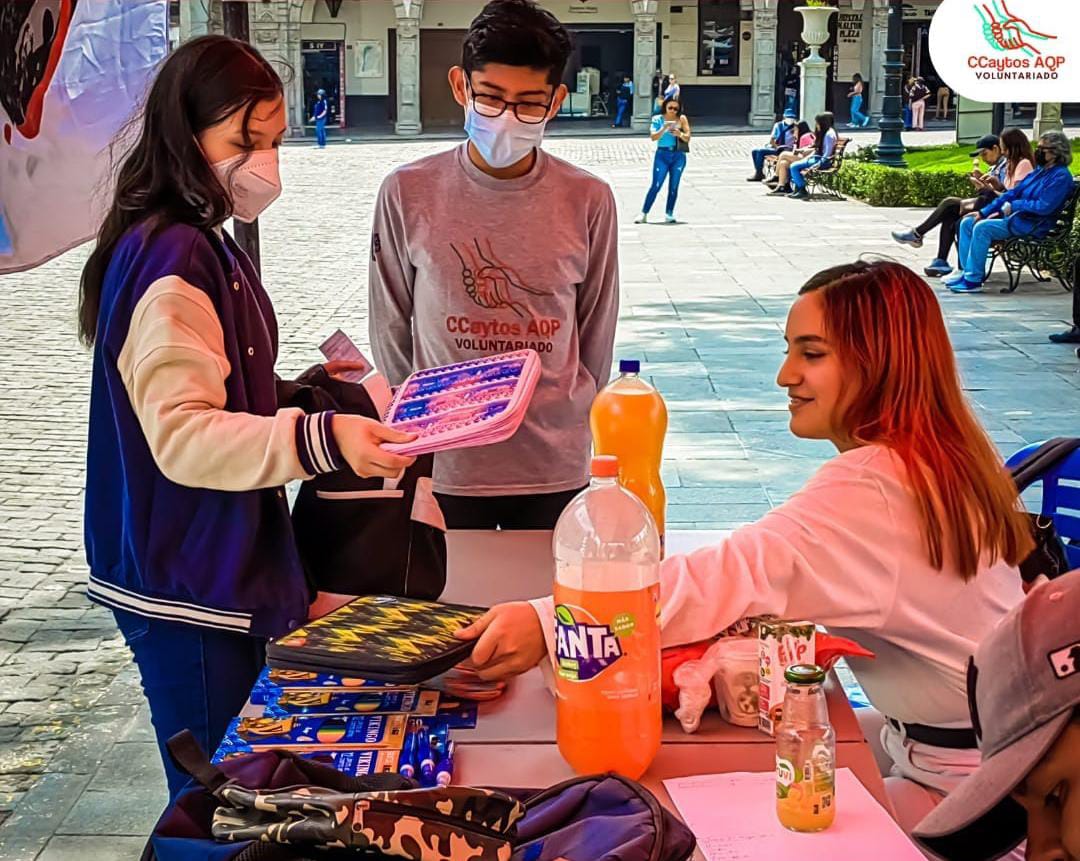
[553,455,662,780]
[590,360,668,554]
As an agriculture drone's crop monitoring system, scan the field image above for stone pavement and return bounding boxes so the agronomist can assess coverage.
[0,128,1077,858]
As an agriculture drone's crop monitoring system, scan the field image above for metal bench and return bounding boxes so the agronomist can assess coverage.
[803,138,852,200]
[987,178,1080,294]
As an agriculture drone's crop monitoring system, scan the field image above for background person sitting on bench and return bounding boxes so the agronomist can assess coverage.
[748,108,798,183]
[945,131,1074,294]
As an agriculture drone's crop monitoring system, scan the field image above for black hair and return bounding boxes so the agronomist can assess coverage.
[797,120,812,139]
[852,73,863,82]
[814,111,835,155]
[78,36,282,346]
[462,0,573,87]
[662,97,681,114]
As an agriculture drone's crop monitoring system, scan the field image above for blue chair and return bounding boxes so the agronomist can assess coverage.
[1006,441,1080,570]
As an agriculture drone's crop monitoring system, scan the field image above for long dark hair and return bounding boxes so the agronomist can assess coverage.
[814,112,834,155]
[78,36,282,346]
[998,127,1035,179]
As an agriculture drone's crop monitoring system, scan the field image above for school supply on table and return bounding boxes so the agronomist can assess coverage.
[215,713,408,757]
[217,748,402,777]
[265,594,486,684]
[380,350,542,457]
[664,769,924,861]
[262,688,440,718]
[249,666,408,706]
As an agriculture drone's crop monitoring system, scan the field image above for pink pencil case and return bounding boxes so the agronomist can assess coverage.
[381,351,541,456]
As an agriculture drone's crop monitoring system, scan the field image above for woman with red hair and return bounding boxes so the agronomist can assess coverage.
[460,260,1033,831]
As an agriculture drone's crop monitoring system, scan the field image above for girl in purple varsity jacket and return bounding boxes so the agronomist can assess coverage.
[78,36,415,798]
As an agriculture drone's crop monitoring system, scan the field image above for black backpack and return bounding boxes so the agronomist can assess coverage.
[279,366,447,599]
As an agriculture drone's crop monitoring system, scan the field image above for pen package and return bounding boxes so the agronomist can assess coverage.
[214,713,408,758]
[263,688,440,718]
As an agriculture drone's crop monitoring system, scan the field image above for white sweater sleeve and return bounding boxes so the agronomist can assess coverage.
[532,452,902,655]
[118,276,342,491]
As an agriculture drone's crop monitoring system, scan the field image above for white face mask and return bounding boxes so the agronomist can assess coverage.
[211,149,281,223]
[463,102,549,170]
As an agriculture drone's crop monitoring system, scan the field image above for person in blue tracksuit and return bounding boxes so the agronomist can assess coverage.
[311,87,329,147]
[77,36,414,799]
[946,131,1075,293]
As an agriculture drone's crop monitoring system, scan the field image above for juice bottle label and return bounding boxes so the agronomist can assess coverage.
[775,747,835,829]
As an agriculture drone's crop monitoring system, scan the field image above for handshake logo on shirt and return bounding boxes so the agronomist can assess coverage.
[450,238,550,318]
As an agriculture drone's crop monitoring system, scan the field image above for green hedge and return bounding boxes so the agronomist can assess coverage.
[833,161,974,207]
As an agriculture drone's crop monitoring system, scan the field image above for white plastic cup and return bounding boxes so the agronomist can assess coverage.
[711,638,760,727]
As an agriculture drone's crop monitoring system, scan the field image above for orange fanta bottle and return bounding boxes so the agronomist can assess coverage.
[553,455,662,779]
[590,360,668,554]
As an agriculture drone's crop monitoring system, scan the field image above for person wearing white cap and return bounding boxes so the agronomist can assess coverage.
[914,568,1080,861]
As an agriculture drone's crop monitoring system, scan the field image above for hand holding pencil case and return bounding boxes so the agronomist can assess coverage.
[381,351,541,457]
[265,595,486,684]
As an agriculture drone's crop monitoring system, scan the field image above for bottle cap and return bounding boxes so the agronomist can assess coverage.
[784,663,826,685]
[591,455,619,478]
[619,359,641,374]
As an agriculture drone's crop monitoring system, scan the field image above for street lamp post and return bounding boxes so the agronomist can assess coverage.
[222,1,262,276]
[876,0,906,167]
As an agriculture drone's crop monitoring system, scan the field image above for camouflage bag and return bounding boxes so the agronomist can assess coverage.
[146,730,523,861]
[211,783,524,859]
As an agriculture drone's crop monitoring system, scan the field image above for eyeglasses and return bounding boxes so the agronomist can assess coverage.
[467,83,553,124]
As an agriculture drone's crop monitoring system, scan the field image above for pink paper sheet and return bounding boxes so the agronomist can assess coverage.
[664,768,924,860]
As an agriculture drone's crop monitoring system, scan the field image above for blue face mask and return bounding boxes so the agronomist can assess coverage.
[463,102,549,170]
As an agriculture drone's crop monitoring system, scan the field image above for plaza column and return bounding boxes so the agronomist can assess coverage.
[749,0,779,128]
[869,0,889,118]
[630,0,658,131]
[1034,103,1064,138]
[394,0,425,136]
[249,0,305,138]
[179,0,222,41]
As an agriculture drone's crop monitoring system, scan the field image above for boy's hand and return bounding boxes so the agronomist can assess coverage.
[455,602,547,681]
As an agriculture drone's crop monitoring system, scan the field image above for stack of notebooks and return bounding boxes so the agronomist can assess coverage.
[212,595,500,783]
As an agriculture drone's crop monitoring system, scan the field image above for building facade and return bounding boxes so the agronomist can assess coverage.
[212,0,948,136]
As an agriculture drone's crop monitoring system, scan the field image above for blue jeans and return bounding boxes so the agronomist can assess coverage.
[903,106,913,129]
[790,154,828,190]
[315,117,327,147]
[752,146,781,175]
[957,214,1014,282]
[850,94,869,127]
[614,97,629,127]
[114,609,266,801]
[643,148,687,216]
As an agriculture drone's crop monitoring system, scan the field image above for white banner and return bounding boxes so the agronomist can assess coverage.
[0,0,168,274]
[929,0,1080,103]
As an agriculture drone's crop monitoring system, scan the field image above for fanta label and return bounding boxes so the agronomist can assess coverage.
[554,604,629,681]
